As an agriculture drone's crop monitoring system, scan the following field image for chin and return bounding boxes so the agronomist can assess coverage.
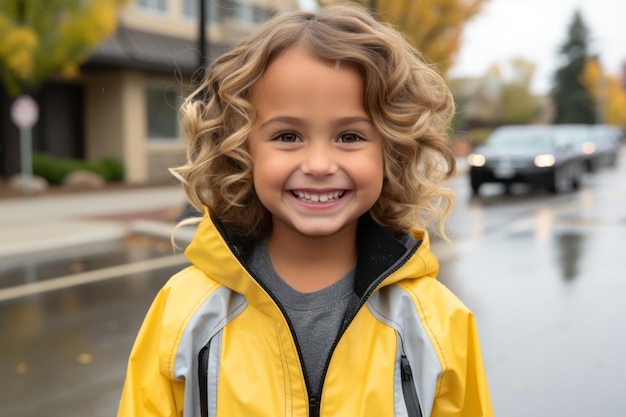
[291,222,355,238]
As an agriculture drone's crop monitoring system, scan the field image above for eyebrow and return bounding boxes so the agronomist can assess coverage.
[259,116,374,129]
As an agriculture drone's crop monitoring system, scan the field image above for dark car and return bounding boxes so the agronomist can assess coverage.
[551,124,599,172]
[590,124,624,168]
[468,125,585,195]
[553,124,622,172]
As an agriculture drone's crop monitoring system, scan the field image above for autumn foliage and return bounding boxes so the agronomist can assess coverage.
[329,0,489,74]
[581,58,626,126]
[0,0,128,96]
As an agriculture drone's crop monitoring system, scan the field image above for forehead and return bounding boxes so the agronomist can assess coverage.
[249,46,364,107]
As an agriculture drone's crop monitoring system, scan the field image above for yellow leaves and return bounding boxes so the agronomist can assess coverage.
[606,92,626,126]
[60,62,80,78]
[581,58,626,126]
[580,58,602,98]
[59,1,118,47]
[334,0,489,74]
[0,0,127,95]
[0,25,38,80]
[88,2,117,42]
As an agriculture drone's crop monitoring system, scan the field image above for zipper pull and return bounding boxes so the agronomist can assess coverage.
[309,395,320,417]
[401,354,413,381]
[400,354,423,417]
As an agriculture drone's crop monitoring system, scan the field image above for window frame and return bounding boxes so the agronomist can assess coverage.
[136,0,169,14]
[145,85,182,143]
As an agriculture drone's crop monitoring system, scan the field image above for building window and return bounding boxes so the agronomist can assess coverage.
[252,4,268,24]
[146,87,179,141]
[183,0,220,24]
[237,3,253,22]
[182,0,198,18]
[219,0,237,21]
[236,3,267,24]
[137,0,168,13]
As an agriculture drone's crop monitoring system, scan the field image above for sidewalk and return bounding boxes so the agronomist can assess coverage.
[0,184,190,259]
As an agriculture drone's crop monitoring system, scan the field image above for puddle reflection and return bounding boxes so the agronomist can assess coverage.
[555,233,586,282]
[0,235,174,290]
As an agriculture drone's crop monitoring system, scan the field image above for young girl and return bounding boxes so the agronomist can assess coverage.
[118,4,492,416]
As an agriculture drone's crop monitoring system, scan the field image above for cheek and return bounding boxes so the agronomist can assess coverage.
[366,150,385,183]
[371,164,385,196]
[350,151,384,197]
[252,158,286,197]
[249,144,271,190]
[371,154,386,199]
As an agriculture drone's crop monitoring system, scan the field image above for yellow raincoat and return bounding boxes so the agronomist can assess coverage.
[117,214,492,416]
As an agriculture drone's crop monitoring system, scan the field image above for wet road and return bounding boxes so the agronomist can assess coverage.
[433,148,626,417]
[1,147,625,416]
[0,236,190,417]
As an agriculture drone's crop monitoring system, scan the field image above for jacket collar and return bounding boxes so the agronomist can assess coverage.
[185,213,438,304]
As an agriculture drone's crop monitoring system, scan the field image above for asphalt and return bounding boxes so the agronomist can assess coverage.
[0,157,468,259]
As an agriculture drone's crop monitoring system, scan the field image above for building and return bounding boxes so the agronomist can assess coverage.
[0,0,298,184]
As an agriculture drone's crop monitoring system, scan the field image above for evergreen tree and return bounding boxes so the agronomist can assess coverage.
[551,10,596,124]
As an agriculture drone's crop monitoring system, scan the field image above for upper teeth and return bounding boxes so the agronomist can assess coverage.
[294,191,344,202]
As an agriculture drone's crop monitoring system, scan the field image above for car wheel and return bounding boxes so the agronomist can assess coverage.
[549,168,564,193]
[571,171,581,190]
[471,180,482,195]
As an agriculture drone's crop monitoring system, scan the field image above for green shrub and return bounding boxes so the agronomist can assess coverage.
[32,153,125,185]
[32,154,55,182]
[100,157,125,182]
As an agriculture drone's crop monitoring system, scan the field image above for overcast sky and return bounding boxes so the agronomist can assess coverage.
[448,0,626,94]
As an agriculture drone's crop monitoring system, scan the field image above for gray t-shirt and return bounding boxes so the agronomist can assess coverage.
[247,239,355,395]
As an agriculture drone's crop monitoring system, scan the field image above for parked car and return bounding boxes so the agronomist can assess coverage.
[551,124,600,172]
[590,124,624,168]
[467,125,585,195]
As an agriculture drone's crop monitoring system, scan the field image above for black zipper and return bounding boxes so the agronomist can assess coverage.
[206,218,421,417]
[309,395,320,416]
[199,345,210,417]
[401,354,423,417]
[309,242,421,417]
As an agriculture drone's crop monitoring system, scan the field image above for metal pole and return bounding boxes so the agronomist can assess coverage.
[199,0,207,68]
[19,127,33,194]
[193,0,210,89]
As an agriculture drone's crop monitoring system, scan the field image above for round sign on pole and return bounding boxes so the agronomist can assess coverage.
[11,95,39,194]
[11,95,39,129]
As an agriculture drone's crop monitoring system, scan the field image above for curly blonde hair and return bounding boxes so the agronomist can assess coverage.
[172,2,456,241]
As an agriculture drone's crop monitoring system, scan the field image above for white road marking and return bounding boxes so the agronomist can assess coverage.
[0,254,189,302]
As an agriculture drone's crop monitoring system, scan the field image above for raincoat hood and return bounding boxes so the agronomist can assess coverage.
[184,213,440,305]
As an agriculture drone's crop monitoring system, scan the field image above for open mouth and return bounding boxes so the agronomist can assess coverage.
[291,190,345,203]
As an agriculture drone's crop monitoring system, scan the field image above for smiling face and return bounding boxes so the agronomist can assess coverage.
[248,45,384,240]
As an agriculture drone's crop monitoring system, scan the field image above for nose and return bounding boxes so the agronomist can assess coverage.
[301,142,338,177]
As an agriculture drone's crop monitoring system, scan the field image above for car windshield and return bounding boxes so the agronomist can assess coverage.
[485,129,553,150]
[553,128,590,144]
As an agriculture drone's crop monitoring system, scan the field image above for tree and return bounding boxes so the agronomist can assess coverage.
[0,0,128,97]
[551,10,596,124]
[327,0,488,74]
[581,57,626,126]
[500,58,542,125]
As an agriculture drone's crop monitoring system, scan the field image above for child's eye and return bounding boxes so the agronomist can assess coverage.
[337,133,364,143]
[273,132,301,142]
